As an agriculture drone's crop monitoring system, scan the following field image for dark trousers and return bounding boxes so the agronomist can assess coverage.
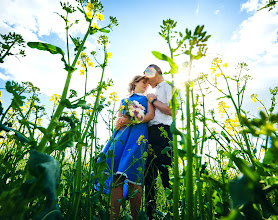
[144,124,173,219]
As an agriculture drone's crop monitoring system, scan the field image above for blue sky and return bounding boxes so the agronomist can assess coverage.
[1,0,278,114]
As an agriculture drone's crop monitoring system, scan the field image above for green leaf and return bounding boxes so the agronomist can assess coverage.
[0,122,30,144]
[170,120,187,145]
[161,146,171,154]
[216,95,231,100]
[229,175,256,208]
[137,210,148,220]
[152,51,178,74]
[14,130,30,144]
[56,132,74,151]
[0,102,3,116]
[27,42,73,72]
[221,131,230,143]
[26,150,60,201]
[227,153,259,183]
[27,42,65,56]
[99,28,110,33]
[178,148,187,158]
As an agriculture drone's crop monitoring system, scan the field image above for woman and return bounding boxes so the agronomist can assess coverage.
[101,75,155,219]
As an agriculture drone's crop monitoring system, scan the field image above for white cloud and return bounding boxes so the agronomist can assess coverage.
[196,4,200,15]
[241,0,261,12]
[0,0,107,97]
[214,9,220,15]
[206,1,278,111]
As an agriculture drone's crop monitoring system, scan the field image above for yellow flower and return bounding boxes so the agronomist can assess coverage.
[77,60,81,65]
[107,52,112,59]
[251,94,257,103]
[257,107,260,110]
[85,57,90,62]
[86,3,94,11]
[88,62,94,67]
[37,118,43,126]
[80,69,85,75]
[137,135,145,146]
[81,52,86,56]
[222,63,228,68]
[91,23,99,29]
[109,92,119,102]
[217,101,230,113]
[81,63,86,68]
[96,13,104,21]
[50,94,60,105]
[86,11,93,19]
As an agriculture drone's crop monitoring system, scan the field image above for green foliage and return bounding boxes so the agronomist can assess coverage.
[152,51,178,74]
[258,0,278,11]
[0,32,26,63]
[27,42,75,72]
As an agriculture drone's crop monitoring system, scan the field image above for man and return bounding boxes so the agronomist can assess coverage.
[143,64,175,219]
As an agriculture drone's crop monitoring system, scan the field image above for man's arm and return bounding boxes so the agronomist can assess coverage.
[147,93,172,116]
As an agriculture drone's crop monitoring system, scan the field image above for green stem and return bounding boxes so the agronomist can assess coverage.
[72,142,83,220]
[191,89,205,219]
[186,58,193,220]
[38,22,91,152]
[168,35,179,219]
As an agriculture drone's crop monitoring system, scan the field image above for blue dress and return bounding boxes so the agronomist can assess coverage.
[101,93,149,185]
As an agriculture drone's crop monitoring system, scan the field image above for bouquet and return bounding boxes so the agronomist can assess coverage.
[121,99,145,123]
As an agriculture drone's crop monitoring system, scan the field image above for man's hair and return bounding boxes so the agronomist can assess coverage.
[147,64,162,75]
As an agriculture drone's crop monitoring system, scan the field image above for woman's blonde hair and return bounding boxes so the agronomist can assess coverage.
[128,75,146,95]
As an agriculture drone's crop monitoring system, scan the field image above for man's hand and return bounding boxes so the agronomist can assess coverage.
[146,93,157,103]
[115,115,132,130]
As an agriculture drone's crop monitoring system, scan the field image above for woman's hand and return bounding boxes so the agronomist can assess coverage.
[115,115,132,130]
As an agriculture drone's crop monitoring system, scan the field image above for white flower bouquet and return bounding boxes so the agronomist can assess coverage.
[121,99,145,123]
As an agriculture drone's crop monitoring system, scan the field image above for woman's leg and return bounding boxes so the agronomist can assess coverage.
[128,182,142,220]
[110,176,124,220]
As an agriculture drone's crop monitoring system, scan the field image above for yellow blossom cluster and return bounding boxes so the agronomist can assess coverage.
[69,110,78,117]
[91,13,104,29]
[137,134,147,146]
[109,92,119,102]
[210,57,229,78]
[84,103,93,115]
[86,3,94,19]
[77,52,94,75]
[92,23,99,29]
[36,118,43,126]
[217,101,230,114]
[106,52,112,59]
[224,115,241,135]
[85,2,104,29]
[50,94,61,105]
[251,94,257,103]
[0,91,2,103]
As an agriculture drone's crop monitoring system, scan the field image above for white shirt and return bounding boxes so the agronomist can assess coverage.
[148,81,173,126]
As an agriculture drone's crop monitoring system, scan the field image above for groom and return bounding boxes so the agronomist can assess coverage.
[143,64,174,219]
